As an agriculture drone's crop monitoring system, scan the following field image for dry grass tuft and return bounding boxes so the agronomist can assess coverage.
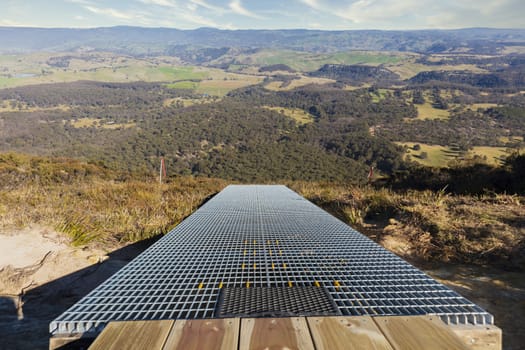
[289,181,525,269]
[0,153,226,247]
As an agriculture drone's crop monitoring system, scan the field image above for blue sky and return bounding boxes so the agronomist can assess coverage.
[0,0,523,30]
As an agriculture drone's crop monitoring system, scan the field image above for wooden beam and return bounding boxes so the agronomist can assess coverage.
[240,317,315,350]
[449,323,502,350]
[163,318,239,350]
[88,320,174,350]
[307,316,394,350]
[374,316,470,350]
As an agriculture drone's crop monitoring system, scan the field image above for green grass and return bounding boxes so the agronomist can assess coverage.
[471,147,508,165]
[370,89,392,103]
[412,101,450,120]
[239,49,408,72]
[165,81,199,90]
[263,106,315,125]
[499,136,524,143]
[398,142,509,167]
[157,66,208,80]
[331,52,403,65]
[466,103,499,110]
[399,142,456,167]
[0,52,212,88]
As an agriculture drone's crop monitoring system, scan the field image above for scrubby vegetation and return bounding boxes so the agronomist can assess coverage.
[1,152,523,272]
[0,153,226,246]
[291,182,524,270]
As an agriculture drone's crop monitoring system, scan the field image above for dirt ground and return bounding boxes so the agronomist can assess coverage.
[0,226,158,349]
[425,264,525,350]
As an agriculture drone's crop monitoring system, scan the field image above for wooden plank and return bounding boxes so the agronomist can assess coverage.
[449,324,502,350]
[374,316,470,350]
[307,316,394,350]
[240,317,315,350]
[163,318,239,350]
[89,320,174,350]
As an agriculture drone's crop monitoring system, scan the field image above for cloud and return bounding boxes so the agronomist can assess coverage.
[298,0,357,23]
[190,0,227,13]
[229,0,265,19]
[299,0,323,10]
[138,0,177,8]
[0,19,34,27]
[65,0,91,4]
[83,5,143,21]
[338,0,426,23]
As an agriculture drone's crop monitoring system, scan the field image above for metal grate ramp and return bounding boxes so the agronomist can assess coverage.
[50,185,493,335]
[216,286,340,318]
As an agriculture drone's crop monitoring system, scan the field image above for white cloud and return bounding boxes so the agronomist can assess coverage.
[190,0,227,13]
[138,0,177,8]
[65,0,91,4]
[340,0,423,23]
[300,0,323,10]
[0,19,34,27]
[84,5,140,21]
[229,0,265,19]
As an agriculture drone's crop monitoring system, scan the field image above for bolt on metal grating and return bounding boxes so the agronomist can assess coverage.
[50,185,493,336]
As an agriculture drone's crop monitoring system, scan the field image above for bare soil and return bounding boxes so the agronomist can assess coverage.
[0,226,157,349]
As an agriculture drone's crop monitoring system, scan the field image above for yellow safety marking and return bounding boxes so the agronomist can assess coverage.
[279,250,283,255]
[276,240,279,245]
[198,282,204,289]
[271,262,275,270]
[267,240,270,245]
[288,281,293,287]
[246,281,250,288]
[253,240,256,244]
[219,282,223,289]
[334,280,340,289]
[269,249,273,256]
[253,250,256,256]
[244,250,247,256]
[283,263,287,269]
[242,263,245,270]
[253,263,257,270]
[314,281,321,287]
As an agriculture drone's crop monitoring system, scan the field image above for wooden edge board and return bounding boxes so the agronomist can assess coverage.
[307,316,394,350]
[240,317,315,350]
[373,315,470,350]
[449,323,502,350]
[163,318,239,350]
[89,320,174,350]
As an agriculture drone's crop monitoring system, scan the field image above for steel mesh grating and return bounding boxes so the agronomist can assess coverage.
[50,185,494,335]
[216,287,340,318]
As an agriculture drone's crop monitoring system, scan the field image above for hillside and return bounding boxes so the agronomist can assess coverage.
[1,27,525,55]
[0,153,523,348]
[1,27,525,348]
[1,152,522,266]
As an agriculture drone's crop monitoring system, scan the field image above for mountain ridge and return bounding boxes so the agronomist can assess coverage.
[1,26,524,55]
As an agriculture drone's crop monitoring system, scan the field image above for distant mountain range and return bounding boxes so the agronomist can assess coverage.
[1,26,524,55]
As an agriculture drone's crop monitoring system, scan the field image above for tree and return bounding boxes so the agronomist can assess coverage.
[412,89,425,104]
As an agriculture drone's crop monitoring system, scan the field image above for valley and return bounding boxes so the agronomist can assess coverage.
[0,26,524,349]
